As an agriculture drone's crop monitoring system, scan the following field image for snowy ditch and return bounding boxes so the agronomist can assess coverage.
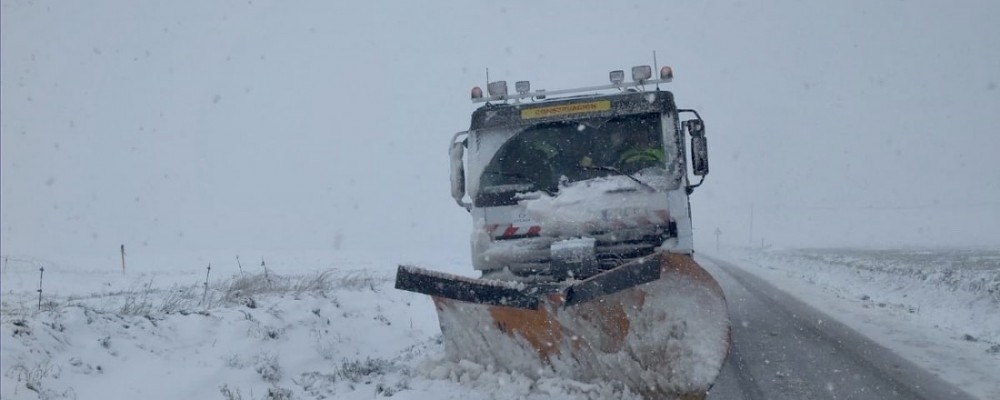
[1,267,425,399]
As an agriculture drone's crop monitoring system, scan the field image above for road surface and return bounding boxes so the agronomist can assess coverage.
[701,256,977,400]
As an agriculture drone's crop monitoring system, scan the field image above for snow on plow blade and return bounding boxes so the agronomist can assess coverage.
[396,252,730,400]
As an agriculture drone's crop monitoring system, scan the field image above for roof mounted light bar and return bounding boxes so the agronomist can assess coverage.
[471,65,673,104]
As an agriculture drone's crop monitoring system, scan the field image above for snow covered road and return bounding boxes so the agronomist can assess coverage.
[704,255,979,400]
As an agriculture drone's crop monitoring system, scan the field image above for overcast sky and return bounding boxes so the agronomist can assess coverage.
[2,0,999,270]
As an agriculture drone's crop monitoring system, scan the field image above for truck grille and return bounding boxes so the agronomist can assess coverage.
[495,224,673,280]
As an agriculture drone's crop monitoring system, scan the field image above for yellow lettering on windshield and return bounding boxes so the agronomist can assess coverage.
[520,100,611,120]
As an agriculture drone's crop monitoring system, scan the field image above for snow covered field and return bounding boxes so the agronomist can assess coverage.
[711,247,1000,399]
[0,253,644,400]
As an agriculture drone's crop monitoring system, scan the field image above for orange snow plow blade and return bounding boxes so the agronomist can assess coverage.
[403,252,730,400]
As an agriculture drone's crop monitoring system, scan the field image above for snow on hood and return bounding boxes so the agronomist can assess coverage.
[520,175,669,237]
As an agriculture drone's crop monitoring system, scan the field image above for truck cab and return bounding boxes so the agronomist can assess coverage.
[449,66,709,281]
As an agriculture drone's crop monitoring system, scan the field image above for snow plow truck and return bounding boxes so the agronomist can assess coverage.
[396,65,730,399]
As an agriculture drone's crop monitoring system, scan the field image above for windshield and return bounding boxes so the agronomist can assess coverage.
[477,114,665,200]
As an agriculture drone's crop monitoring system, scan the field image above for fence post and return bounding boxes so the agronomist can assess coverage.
[37,266,45,310]
[201,264,212,306]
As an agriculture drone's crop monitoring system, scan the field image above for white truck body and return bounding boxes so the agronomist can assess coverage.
[450,87,707,279]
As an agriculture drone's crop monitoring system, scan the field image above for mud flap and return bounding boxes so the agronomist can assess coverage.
[395,257,661,309]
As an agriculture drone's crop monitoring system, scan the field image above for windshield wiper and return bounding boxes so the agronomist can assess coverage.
[490,171,556,195]
[579,165,655,192]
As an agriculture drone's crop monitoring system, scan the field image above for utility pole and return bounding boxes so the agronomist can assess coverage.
[120,244,126,274]
[748,204,754,248]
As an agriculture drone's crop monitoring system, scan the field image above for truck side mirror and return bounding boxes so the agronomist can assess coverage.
[685,119,709,176]
[449,132,472,210]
